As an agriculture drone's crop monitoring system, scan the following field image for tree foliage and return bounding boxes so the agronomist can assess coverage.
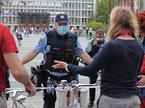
[97,0,109,24]
[96,0,119,24]
[87,20,103,31]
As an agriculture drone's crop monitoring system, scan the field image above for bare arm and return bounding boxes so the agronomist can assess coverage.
[79,52,92,64]
[22,50,39,64]
[3,52,36,96]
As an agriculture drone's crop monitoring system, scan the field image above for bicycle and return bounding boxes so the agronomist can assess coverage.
[6,81,99,108]
[6,88,27,108]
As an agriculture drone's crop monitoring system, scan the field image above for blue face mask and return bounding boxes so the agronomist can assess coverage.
[56,26,69,36]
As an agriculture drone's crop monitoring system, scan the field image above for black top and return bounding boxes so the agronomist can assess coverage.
[68,39,144,98]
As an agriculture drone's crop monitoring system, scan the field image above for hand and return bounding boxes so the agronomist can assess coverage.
[24,82,36,97]
[137,75,145,86]
[92,39,97,46]
[52,60,68,70]
[96,76,101,85]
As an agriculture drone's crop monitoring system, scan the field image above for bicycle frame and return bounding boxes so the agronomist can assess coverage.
[6,88,26,108]
[6,83,99,108]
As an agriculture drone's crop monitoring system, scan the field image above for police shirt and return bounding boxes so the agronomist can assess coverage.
[33,31,84,55]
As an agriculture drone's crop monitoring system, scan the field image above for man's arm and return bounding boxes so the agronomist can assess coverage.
[79,52,92,64]
[22,33,47,65]
[22,50,39,64]
[3,52,36,96]
[75,38,92,64]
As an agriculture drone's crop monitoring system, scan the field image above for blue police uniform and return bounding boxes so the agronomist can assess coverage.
[33,32,84,55]
[33,31,84,108]
[33,12,86,108]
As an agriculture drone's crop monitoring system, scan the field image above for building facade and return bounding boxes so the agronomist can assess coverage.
[118,0,145,13]
[138,0,145,12]
[1,0,97,30]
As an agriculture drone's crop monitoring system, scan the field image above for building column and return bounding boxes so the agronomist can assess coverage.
[93,0,97,17]
[139,0,145,11]
[80,1,82,29]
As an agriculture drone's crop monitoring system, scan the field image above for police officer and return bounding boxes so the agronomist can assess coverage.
[85,29,104,107]
[22,13,92,108]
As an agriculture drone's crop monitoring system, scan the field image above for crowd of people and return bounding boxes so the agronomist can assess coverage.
[1,0,145,107]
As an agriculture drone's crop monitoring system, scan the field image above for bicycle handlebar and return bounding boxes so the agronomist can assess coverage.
[5,83,100,93]
[6,83,145,95]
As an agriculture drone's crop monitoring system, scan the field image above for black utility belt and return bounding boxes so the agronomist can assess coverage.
[46,69,70,77]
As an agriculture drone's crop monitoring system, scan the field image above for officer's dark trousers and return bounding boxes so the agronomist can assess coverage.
[43,91,56,108]
[89,74,98,103]
[42,75,78,108]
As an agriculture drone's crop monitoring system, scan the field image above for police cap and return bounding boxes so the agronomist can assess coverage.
[55,13,68,23]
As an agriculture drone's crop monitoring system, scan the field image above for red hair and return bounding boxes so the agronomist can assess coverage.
[137,10,145,32]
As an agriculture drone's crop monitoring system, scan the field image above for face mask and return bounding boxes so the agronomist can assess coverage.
[56,26,69,36]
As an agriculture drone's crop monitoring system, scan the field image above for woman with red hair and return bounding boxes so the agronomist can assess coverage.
[137,10,145,108]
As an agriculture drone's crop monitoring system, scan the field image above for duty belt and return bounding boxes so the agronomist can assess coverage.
[46,69,69,77]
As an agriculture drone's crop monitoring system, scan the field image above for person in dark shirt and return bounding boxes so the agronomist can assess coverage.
[85,29,104,107]
[85,29,104,57]
[52,6,144,108]
[16,32,23,46]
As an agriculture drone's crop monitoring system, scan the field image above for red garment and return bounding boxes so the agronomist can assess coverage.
[117,29,134,37]
[140,55,145,74]
[0,24,18,91]
[140,55,145,108]
[138,10,145,108]
[140,98,145,108]
[114,29,134,39]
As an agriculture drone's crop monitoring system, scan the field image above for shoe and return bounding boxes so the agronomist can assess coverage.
[88,102,94,107]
